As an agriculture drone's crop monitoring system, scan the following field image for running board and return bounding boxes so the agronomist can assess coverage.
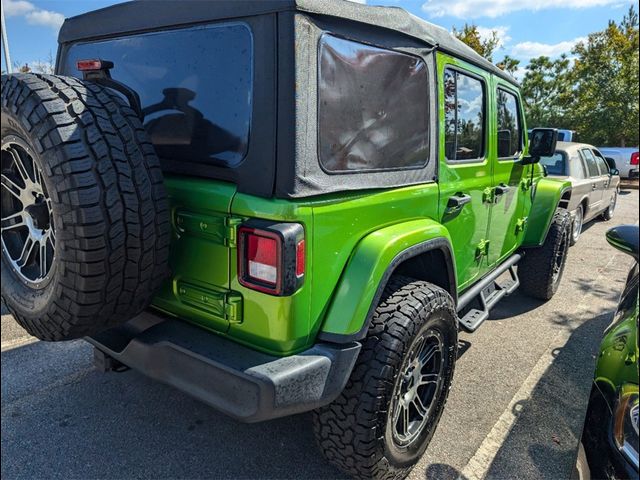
[457,254,521,332]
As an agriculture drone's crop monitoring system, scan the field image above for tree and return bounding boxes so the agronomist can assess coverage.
[569,6,639,146]
[520,55,573,129]
[453,23,500,62]
[496,55,520,76]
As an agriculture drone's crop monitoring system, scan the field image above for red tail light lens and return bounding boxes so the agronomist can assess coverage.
[296,239,305,277]
[631,152,639,165]
[238,221,305,296]
[246,232,279,285]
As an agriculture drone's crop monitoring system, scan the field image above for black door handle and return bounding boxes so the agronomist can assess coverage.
[592,184,597,190]
[447,194,472,210]
[495,184,511,196]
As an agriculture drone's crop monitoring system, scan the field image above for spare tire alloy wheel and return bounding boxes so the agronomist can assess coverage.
[1,137,55,288]
[1,73,170,341]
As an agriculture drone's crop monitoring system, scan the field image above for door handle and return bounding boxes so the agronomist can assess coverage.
[447,194,472,211]
[494,184,511,197]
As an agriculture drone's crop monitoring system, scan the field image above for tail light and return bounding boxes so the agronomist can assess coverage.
[631,152,639,166]
[238,221,305,296]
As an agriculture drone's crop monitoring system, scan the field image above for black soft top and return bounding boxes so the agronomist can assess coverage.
[58,0,517,86]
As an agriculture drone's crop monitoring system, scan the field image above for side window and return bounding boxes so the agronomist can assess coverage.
[318,34,429,172]
[444,68,485,161]
[572,154,587,179]
[496,89,523,158]
[581,149,600,177]
[593,149,610,175]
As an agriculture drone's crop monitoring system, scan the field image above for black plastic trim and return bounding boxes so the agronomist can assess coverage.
[87,312,361,423]
[317,237,457,344]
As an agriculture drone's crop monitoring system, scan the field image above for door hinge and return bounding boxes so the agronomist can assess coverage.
[482,187,495,204]
[515,217,528,234]
[521,178,533,191]
[225,292,243,324]
[476,239,490,259]
[224,217,243,248]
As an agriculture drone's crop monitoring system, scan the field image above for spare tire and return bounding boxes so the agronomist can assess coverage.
[1,73,170,341]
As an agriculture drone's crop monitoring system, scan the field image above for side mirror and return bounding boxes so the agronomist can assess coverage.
[522,128,559,165]
[606,225,639,262]
[610,168,620,176]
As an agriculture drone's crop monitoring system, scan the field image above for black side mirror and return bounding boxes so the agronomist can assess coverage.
[522,128,558,165]
[610,168,620,176]
[606,225,639,262]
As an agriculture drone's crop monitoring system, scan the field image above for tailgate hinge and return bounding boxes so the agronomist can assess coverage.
[224,217,243,248]
[224,293,243,324]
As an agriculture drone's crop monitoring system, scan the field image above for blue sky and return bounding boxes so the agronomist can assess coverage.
[1,0,637,76]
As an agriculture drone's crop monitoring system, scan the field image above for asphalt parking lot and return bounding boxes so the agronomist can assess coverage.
[2,189,638,480]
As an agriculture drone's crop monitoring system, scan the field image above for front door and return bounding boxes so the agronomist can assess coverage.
[437,55,493,291]
[580,148,604,218]
[486,79,532,268]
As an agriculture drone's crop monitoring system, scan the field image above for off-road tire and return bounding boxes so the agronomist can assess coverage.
[312,276,458,480]
[519,208,571,300]
[1,73,170,341]
[601,187,618,221]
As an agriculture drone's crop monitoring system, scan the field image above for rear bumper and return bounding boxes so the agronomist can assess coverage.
[87,312,360,423]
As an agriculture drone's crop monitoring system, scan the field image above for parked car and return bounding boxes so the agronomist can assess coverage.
[540,142,620,245]
[0,1,573,478]
[575,225,639,480]
[598,147,640,179]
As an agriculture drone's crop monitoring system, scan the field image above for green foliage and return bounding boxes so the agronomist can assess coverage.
[453,24,500,62]
[453,7,639,147]
[568,6,639,146]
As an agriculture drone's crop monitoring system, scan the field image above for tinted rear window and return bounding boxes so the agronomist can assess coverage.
[63,23,253,168]
[539,152,567,176]
[318,34,429,173]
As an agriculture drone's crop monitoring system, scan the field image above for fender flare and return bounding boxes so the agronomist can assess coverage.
[317,219,456,343]
[522,178,572,248]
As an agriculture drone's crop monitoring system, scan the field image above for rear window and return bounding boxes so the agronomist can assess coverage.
[63,23,253,168]
[539,152,567,176]
[318,34,429,173]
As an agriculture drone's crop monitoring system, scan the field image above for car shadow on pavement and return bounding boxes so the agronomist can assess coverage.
[482,309,612,480]
[1,340,347,479]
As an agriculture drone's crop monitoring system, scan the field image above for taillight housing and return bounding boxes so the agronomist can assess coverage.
[238,220,305,296]
[631,152,639,166]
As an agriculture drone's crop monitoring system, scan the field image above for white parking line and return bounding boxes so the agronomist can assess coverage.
[459,253,621,480]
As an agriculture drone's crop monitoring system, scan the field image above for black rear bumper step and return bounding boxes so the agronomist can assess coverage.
[87,312,361,423]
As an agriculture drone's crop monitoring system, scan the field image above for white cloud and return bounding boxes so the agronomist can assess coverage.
[422,0,632,18]
[3,0,64,32]
[346,0,367,3]
[510,37,586,60]
[25,9,65,30]
[476,25,511,49]
[3,0,34,16]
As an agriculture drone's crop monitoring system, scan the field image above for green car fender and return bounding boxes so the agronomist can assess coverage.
[317,219,456,342]
[522,177,572,247]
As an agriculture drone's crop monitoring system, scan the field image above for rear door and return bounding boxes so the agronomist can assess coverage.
[580,148,604,217]
[437,56,493,291]
[486,79,530,269]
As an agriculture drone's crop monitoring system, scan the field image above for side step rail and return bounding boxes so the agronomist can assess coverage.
[457,253,521,332]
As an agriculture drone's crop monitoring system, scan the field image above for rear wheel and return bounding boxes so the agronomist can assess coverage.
[313,277,458,480]
[601,188,618,221]
[1,73,170,341]
[570,205,583,246]
[519,208,571,300]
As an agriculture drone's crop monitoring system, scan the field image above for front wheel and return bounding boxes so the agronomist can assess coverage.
[519,208,571,300]
[313,277,458,480]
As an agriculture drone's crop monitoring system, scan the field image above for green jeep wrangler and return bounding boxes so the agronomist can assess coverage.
[0,1,573,478]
